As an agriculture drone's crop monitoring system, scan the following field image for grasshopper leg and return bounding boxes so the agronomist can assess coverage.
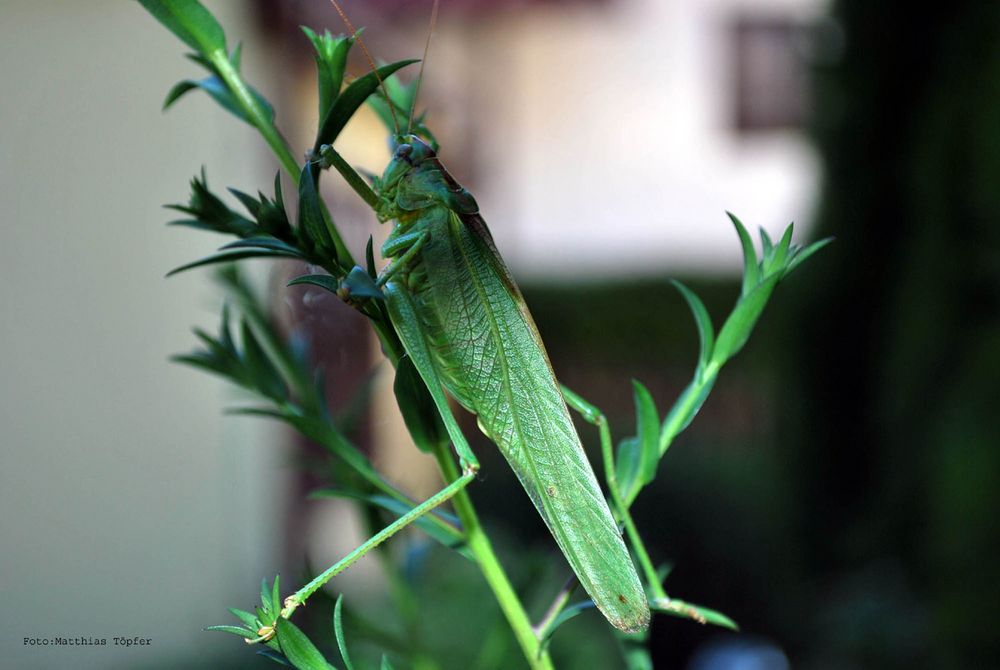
[377,230,430,287]
[277,467,476,624]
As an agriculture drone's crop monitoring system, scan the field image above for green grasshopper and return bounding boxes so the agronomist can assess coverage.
[279,0,649,636]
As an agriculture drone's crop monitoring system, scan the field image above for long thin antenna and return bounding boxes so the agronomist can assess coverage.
[327,0,399,134]
[408,0,441,135]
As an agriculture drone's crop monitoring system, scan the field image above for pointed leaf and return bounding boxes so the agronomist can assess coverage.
[650,598,739,631]
[303,27,352,123]
[205,624,255,638]
[222,236,304,256]
[288,273,340,294]
[615,437,642,504]
[271,576,282,621]
[228,607,259,628]
[670,280,714,373]
[767,222,794,275]
[365,236,377,278]
[380,656,395,670]
[166,249,300,277]
[241,320,285,401]
[660,375,717,453]
[539,600,597,649]
[632,380,660,487]
[297,164,335,257]
[333,595,355,670]
[711,274,781,366]
[275,618,335,670]
[163,74,274,126]
[314,59,419,150]
[260,577,274,617]
[393,354,447,452]
[138,0,226,55]
[759,227,774,259]
[784,236,834,277]
[726,212,759,296]
[167,170,256,237]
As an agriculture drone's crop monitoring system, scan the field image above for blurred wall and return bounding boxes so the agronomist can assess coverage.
[0,2,282,668]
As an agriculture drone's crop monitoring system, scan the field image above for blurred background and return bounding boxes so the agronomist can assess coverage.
[1,0,997,668]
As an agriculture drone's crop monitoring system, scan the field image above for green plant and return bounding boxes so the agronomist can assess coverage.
[138,1,831,668]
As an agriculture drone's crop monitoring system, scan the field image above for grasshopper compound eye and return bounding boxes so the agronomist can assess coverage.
[395,143,413,160]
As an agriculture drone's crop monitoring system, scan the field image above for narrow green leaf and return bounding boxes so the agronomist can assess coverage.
[275,618,335,670]
[365,236,377,279]
[650,598,739,631]
[632,380,660,488]
[138,0,226,55]
[241,320,285,401]
[660,375,717,453]
[163,75,274,126]
[302,27,352,123]
[205,624,254,638]
[228,607,259,628]
[166,170,257,237]
[711,274,781,366]
[333,595,355,670]
[166,249,301,277]
[784,236,834,277]
[768,222,795,274]
[313,60,419,150]
[228,187,262,218]
[670,280,715,373]
[393,354,447,453]
[222,236,304,256]
[759,227,774,259]
[297,164,335,257]
[288,273,339,294]
[170,353,232,380]
[539,600,597,648]
[726,212,759,296]
[615,437,642,503]
[260,577,274,617]
[271,576,282,622]
[380,656,396,670]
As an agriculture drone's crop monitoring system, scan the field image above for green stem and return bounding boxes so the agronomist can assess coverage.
[209,50,300,180]
[210,50,355,267]
[659,364,719,455]
[431,445,555,670]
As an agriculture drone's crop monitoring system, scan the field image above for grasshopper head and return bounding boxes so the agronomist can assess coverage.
[381,134,436,190]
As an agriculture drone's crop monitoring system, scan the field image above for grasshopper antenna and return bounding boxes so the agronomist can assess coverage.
[327,0,400,135]
[408,0,441,135]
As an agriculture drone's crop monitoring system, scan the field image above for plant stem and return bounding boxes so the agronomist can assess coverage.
[659,364,719,455]
[209,50,300,180]
[210,50,355,267]
[431,445,555,670]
